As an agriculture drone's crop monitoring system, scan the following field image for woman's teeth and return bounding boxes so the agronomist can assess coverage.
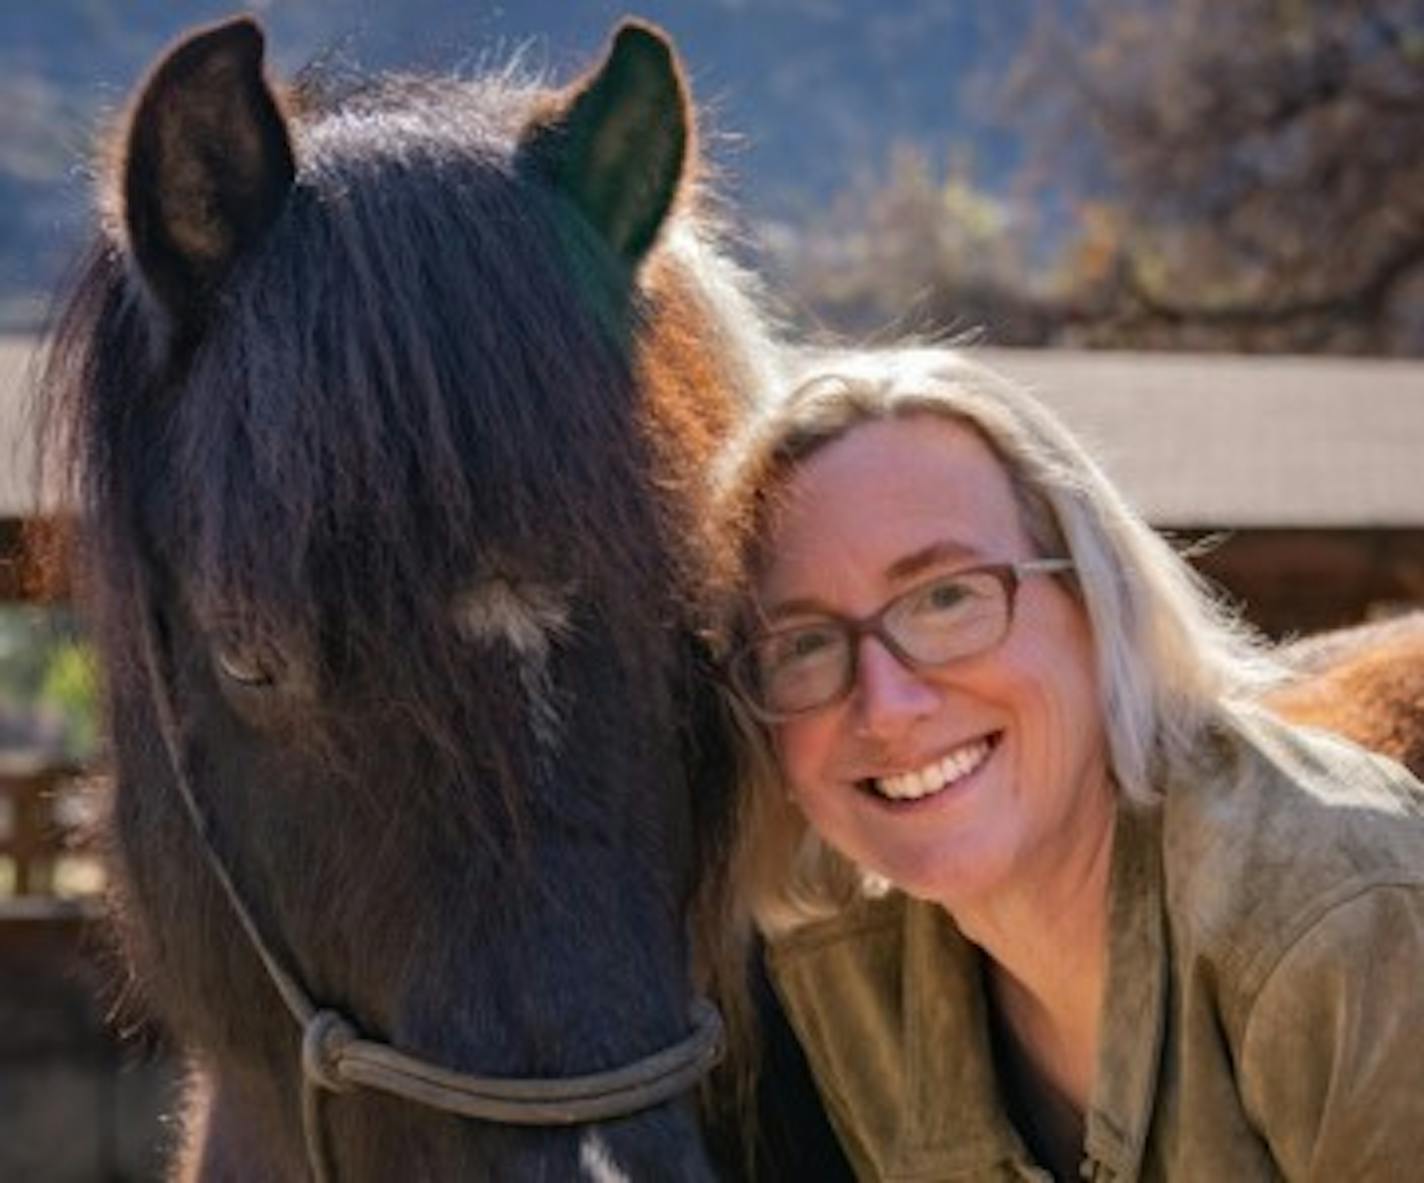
[874,738,994,801]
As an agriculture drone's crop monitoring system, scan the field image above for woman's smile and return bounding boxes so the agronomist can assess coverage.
[860,730,1002,804]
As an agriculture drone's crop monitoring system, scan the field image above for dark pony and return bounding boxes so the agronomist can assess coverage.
[41,16,788,1180]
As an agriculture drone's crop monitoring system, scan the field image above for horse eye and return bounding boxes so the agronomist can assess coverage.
[212,636,285,688]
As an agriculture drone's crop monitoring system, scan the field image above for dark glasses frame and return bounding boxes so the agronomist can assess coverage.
[726,557,1075,722]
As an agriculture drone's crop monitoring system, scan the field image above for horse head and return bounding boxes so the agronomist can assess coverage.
[47,16,774,1179]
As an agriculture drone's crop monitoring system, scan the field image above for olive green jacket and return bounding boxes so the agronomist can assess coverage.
[768,711,1424,1181]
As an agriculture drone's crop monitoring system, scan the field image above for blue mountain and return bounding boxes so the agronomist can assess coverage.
[0,1,1029,325]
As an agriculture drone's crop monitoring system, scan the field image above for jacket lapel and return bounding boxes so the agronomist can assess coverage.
[901,901,1029,1177]
[1083,799,1169,1181]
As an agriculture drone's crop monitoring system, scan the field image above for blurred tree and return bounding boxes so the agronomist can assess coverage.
[1014,0,1424,353]
[0,608,97,759]
[781,146,1063,343]
[789,0,1424,354]
[38,638,98,759]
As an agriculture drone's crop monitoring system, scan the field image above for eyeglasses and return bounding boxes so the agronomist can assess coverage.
[727,558,1075,722]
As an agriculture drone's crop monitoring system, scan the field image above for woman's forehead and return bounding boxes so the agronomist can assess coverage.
[756,415,1030,603]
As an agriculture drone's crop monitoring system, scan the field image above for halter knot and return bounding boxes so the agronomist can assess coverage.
[302,1009,358,1094]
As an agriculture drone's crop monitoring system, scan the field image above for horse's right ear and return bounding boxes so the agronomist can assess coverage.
[521,21,691,266]
[119,17,295,330]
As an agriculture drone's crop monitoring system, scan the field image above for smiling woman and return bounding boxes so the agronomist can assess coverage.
[713,347,1424,1182]
[742,415,1112,916]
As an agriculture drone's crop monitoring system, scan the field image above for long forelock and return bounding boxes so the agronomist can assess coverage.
[41,52,779,879]
[81,75,691,812]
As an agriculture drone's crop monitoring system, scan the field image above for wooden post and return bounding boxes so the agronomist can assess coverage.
[0,756,82,897]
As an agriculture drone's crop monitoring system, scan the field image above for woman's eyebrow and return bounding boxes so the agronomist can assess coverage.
[884,539,984,583]
[759,594,838,625]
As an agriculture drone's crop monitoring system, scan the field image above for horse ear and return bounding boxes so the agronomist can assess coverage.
[120,17,295,327]
[524,21,691,264]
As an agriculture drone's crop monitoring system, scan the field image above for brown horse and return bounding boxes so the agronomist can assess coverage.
[40,15,789,1181]
[1272,613,1424,778]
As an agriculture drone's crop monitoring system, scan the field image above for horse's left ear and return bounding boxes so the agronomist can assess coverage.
[119,17,296,328]
[523,21,691,264]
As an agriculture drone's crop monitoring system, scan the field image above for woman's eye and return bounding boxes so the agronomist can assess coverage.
[917,577,971,614]
[765,626,840,672]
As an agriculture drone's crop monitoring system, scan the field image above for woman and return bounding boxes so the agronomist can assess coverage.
[713,347,1424,1181]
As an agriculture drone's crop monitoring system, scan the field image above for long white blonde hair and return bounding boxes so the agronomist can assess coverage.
[712,346,1283,935]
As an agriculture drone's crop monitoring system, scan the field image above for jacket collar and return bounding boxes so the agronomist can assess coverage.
[896,798,1168,1181]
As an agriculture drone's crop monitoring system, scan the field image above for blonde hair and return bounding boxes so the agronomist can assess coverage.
[713,346,1283,935]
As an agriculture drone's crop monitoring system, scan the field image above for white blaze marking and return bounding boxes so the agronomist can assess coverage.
[580,1132,632,1183]
[452,577,570,659]
[453,576,571,750]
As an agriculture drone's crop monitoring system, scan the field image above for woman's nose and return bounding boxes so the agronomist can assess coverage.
[852,635,938,740]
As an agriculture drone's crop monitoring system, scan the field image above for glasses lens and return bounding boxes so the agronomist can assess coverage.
[883,570,1008,664]
[744,622,851,717]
